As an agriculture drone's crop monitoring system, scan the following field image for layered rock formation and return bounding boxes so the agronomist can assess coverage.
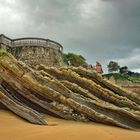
[0,51,140,130]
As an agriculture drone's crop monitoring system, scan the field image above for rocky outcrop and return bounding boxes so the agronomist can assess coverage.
[124,86,140,96]
[104,75,140,96]
[0,89,46,125]
[0,51,140,130]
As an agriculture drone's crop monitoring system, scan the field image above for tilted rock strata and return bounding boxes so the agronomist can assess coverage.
[0,87,46,125]
[38,65,140,111]
[62,67,140,105]
[0,53,140,130]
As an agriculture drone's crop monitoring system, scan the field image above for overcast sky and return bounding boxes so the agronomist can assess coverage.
[0,0,140,73]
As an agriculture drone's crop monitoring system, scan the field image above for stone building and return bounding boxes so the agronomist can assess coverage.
[95,61,103,74]
[82,62,103,74]
[0,34,64,67]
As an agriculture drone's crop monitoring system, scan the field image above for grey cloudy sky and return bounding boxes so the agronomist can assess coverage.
[0,0,140,73]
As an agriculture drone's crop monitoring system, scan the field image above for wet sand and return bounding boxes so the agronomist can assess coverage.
[0,108,140,140]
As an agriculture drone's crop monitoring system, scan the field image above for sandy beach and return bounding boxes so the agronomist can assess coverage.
[0,106,140,140]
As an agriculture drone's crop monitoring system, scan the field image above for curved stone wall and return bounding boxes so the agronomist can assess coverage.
[0,34,64,67]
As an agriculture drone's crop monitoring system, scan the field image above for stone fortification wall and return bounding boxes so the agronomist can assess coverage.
[0,34,64,66]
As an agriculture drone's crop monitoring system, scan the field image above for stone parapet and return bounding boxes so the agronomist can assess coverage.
[0,34,64,67]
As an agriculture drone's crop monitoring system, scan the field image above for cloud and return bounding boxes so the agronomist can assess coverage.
[115,48,140,69]
[132,68,140,73]
[0,0,140,73]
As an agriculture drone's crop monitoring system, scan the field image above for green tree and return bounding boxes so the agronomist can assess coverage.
[107,61,120,73]
[119,66,128,74]
[64,53,86,67]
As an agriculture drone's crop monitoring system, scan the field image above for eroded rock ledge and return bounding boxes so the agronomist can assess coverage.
[0,51,140,130]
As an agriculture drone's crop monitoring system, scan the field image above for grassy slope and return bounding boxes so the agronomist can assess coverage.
[103,73,129,80]
[128,77,140,82]
[103,73,140,82]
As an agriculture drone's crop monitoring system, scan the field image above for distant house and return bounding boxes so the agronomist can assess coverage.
[96,61,103,74]
[82,61,103,74]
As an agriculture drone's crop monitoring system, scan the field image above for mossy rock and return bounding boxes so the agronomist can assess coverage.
[0,49,7,57]
[0,49,16,60]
